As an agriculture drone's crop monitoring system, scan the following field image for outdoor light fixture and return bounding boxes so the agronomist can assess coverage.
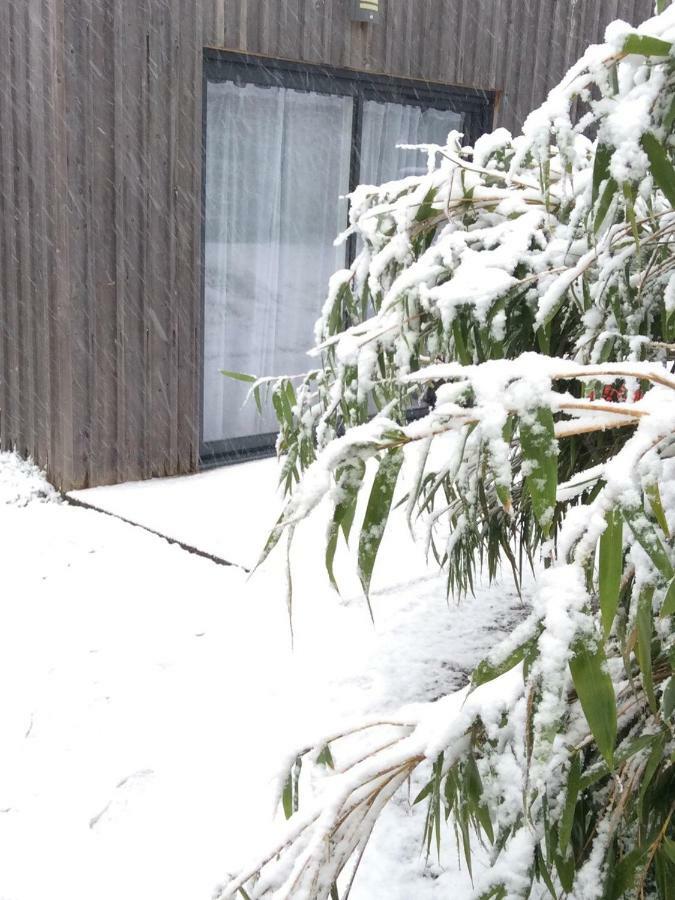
[352,0,380,23]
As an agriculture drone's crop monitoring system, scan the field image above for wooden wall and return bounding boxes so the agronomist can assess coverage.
[0,0,655,490]
[0,0,203,489]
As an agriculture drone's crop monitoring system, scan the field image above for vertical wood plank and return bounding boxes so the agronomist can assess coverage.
[27,0,51,470]
[176,0,202,474]
[51,0,77,488]
[0,1,21,456]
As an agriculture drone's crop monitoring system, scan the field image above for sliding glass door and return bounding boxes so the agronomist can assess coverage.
[202,53,492,462]
[203,82,352,448]
[360,100,462,183]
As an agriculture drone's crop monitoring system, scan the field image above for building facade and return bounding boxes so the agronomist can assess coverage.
[0,0,653,489]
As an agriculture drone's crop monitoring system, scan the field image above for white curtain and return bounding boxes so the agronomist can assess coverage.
[203,81,353,444]
[360,100,463,185]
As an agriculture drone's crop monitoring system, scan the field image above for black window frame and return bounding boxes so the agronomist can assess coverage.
[200,49,495,468]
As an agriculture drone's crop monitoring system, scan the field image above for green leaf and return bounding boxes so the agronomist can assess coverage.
[413,780,434,805]
[253,384,262,415]
[622,503,674,581]
[472,630,541,688]
[664,93,675,133]
[623,33,673,57]
[326,460,366,592]
[569,637,617,768]
[655,846,675,900]
[594,177,618,233]
[535,845,558,899]
[607,844,652,900]
[254,510,288,572]
[220,369,257,383]
[559,753,582,855]
[623,181,640,247]
[317,745,334,769]
[282,769,294,820]
[646,482,670,539]
[358,449,404,611]
[555,851,575,894]
[520,408,558,537]
[272,381,295,430]
[579,733,659,790]
[642,132,675,208]
[662,576,675,619]
[599,508,623,638]
[592,143,612,205]
[452,317,473,366]
[663,837,675,866]
[638,732,665,821]
[415,186,439,223]
[636,585,657,713]
[663,676,675,718]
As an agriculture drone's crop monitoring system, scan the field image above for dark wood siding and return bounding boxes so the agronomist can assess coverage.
[0,0,654,489]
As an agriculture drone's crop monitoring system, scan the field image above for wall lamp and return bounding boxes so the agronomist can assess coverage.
[352,0,381,23]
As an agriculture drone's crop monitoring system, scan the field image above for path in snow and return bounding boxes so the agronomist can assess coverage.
[0,453,525,900]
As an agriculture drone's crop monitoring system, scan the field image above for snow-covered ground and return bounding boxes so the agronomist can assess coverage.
[0,452,525,900]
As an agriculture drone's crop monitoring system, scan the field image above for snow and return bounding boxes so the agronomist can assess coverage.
[0,452,526,900]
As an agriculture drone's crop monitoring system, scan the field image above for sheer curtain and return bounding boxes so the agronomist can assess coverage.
[360,100,463,185]
[203,81,353,445]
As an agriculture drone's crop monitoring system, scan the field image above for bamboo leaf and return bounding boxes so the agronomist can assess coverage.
[317,745,334,769]
[472,630,541,688]
[655,846,675,900]
[663,837,675,866]
[592,143,612,205]
[642,132,675,208]
[452,317,472,366]
[220,369,257,383]
[622,503,674,581]
[623,182,640,247]
[281,769,294,820]
[599,508,623,638]
[555,852,575,894]
[520,408,558,537]
[638,733,665,821]
[635,585,657,713]
[326,460,367,592]
[358,449,404,610]
[413,780,434,805]
[579,733,659,790]
[664,93,675,133]
[660,576,675,618]
[559,753,582,855]
[607,845,652,900]
[415,186,439,223]
[594,177,618,233]
[663,676,675,718]
[623,33,673,57]
[254,510,288,572]
[253,384,262,415]
[646,482,670,539]
[569,637,617,768]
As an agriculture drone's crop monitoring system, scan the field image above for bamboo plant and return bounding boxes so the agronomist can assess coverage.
[219,6,675,898]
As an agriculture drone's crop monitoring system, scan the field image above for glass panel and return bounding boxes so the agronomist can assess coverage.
[360,100,463,184]
[203,81,353,445]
